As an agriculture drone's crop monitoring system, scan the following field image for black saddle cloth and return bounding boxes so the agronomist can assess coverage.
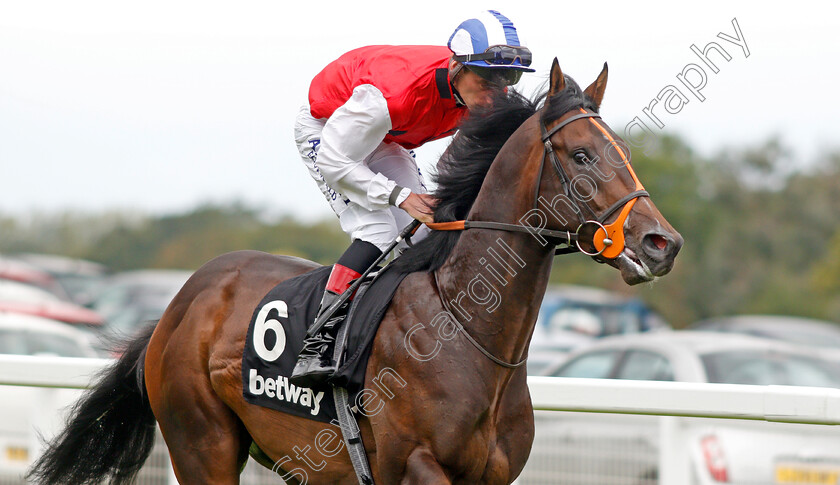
[241,264,409,423]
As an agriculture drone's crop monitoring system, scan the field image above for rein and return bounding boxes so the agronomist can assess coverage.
[431,270,528,369]
[426,108,649,259]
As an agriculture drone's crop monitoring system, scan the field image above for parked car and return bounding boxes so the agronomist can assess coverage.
[0,311,280,485]
[0,279,104,328]
[0,279,61,305]
[89,270,191,337]
[11,253,109,306]
[691,315,840,359]
[0,312,101,482]
[0,312,100,358]
[518,331,840,485]
[0,256,69,301]
[527,285,670,375]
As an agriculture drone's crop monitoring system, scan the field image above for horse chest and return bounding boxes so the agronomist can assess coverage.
[450,437,518,485]
[442,397,531,484]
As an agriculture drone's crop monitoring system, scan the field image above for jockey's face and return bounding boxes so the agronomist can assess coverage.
[451,64,501,110]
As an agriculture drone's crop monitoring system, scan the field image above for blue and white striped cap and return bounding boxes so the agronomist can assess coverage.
[447,10,534,72]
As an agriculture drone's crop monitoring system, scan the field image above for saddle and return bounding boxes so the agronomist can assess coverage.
[241,264,409,423]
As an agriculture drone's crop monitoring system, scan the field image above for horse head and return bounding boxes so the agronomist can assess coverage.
[532,59,683,284]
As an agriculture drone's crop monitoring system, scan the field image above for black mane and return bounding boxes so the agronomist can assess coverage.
[393,76,598,273]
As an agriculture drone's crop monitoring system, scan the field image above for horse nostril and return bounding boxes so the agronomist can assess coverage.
[646,234,668,251]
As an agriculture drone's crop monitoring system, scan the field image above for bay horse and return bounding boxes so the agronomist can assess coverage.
[29,60,682,485]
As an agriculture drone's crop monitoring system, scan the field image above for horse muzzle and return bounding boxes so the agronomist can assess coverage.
[610,230,683,285]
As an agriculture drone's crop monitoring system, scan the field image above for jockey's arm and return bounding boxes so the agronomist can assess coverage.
[315,84,411,211]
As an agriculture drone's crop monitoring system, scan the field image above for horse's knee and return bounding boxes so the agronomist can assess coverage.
[400,448,451,485]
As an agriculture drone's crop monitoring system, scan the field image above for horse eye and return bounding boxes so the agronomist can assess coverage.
[573,151,590,164]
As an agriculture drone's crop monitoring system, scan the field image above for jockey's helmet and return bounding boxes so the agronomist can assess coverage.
[448,10,535,86]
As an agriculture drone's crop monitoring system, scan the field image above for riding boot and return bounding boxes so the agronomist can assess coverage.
[290,239,382,387]
[289,288,348,387]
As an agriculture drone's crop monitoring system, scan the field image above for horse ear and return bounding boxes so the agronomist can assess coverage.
[584,62,609,109]
[548,58,566,97]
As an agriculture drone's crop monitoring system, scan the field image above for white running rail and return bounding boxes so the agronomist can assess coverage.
[3,356,840,484]
[528,375,840,425]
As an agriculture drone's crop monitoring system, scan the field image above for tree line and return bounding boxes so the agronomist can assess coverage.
[2,134,839,328]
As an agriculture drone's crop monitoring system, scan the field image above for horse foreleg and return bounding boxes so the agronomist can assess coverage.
[400,447,452,485]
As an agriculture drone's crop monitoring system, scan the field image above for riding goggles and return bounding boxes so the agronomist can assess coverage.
[453,45,533,67]
[467,65,523,87]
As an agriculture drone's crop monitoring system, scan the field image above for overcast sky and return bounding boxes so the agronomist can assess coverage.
[1,0,838,220]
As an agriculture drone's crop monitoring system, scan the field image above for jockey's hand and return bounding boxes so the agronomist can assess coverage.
[399,192,438,224]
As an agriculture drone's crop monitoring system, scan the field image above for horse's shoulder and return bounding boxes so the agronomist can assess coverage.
[389,271,438,309]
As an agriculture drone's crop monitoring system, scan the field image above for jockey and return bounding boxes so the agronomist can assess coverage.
[291,10,534,386]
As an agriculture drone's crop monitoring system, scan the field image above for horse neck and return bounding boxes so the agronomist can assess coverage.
[435,119,555,366]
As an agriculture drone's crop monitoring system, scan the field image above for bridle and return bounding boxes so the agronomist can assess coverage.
[421,106,651,370]
[426,107,649,260]
[537,108,649,258]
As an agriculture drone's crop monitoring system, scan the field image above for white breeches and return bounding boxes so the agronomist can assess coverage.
[294,105,428,252]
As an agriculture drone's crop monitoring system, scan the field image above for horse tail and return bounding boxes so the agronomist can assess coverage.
[27,323,158,485]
